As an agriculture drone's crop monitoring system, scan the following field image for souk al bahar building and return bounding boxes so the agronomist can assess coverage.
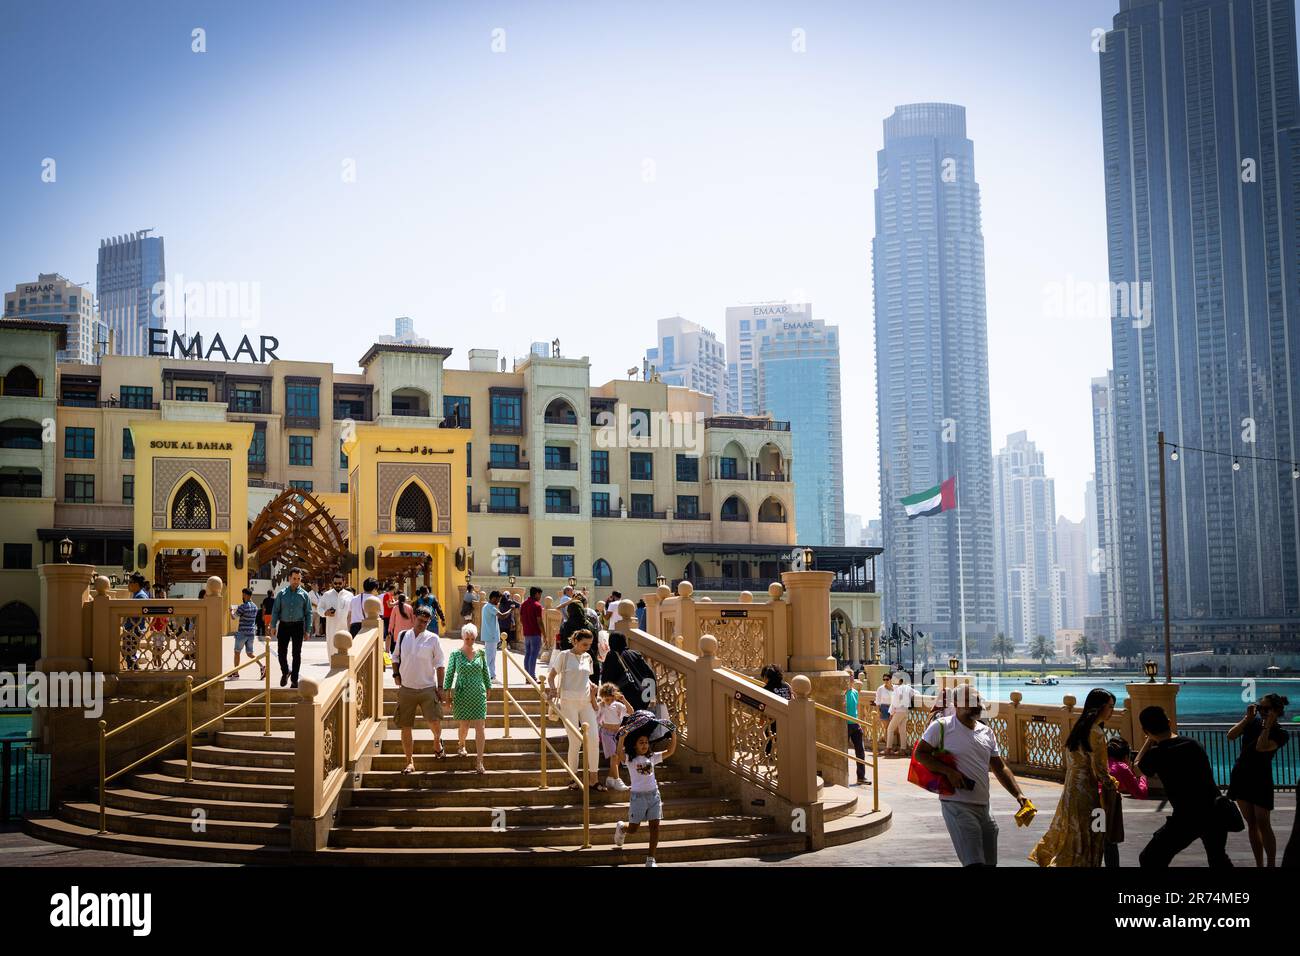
[0,321,882,669]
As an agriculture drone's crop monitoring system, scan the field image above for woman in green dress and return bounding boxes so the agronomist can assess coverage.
[445,622,491,773]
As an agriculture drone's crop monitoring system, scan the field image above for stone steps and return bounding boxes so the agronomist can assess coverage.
[330,814,774,849]
[61,802,293,846]
[335,795,740,827]
[345,777,715,808]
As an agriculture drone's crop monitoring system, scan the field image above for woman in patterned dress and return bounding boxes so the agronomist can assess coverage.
[445,623,491,773]
[1029,688,1118,867]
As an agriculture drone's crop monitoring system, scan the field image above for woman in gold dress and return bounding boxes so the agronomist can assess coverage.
[1029,688,1118,867]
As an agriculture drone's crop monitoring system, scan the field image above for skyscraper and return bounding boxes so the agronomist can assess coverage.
[1100,0,1300,650]
[1056,516,1090,632]
[97,231,166,357]
[873,102,996,656]
[1091,373,1125,648]
[755,316,845,545]
[646,315,729,410]
[725,302,812,416]
[4,273,103,364]
[992,431,1063,645]
[378,316,429,346]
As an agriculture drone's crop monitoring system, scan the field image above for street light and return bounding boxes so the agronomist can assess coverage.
[948,655,960,675]
[59,537,73,563]
[656,574,667,588]
[802,547,814,570]
[1143,659,1158,683]
[507,574,516,588]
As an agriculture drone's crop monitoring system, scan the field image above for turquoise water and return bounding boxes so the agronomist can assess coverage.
[996,677,1300,723]
[0,712,32,739]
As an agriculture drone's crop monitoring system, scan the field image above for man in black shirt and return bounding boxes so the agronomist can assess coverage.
[1136,705,1232,867]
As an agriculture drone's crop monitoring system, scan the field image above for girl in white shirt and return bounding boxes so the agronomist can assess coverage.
[546,629,603,791]
[597,683,631,791]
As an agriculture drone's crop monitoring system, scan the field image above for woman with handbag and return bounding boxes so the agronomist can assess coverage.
[602,629,655,711]
[1029,688,1117,867]
[545,629,604,792]
[444,623,491,774]
[1227,694,1291,867]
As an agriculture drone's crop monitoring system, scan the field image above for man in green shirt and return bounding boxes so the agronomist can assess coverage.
[845,673,867,784]
[271,567,313,688]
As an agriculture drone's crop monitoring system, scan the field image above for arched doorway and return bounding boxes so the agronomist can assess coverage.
[171,477,213,530]
[394,482,433,532]
[0,601,39,668]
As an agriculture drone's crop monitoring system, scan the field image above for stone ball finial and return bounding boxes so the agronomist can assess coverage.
[596,601,606,613]
[1063,694,1077,709]
[544,596,554,609]
[330,631,353,655]
[94,575,111,596]
[699,634,718,658]
[1009,691,1023,705]
[362,594,382,620]
[673,635,684,649]
[298,678,319,700]
[676,581,694,599]
[739,590,753,604]
[206,576,223,597]
[656,584,671,600]
[791,674,812,699]
[617,598,636,620]
[767,582,784,601]
[699,596,712,602]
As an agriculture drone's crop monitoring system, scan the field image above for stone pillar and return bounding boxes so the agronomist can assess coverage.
[36,563,95,673]
[862,663,891,693]
[1124,681,1180,737]
[782,570,836,672]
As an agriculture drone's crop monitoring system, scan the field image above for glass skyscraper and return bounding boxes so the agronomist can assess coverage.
[97,230,166,357]
[1100,0,1300,650]
[873,103,997,656]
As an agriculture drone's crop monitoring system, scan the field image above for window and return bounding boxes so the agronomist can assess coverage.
[0,468,41,497]
[443,395,471,426]
[286,382,320,421]
[395,483,433,532]
[552,554,575,578]
[0,420,42,449]
[3,543,32,570]
[2,365,39,397]
[630,452,653,481]
[546,488,574,513]
[339,482,348,493]
[120,385,153,409]
[289,480,314,492]
[490,444,521,468]
[289,435,313,466]
[339,447,348,469]
[630,493,654,515]
[171,477,212,529]
[545,445,573,468]
[64,427,94,459]
[122,475,134,503]
[500,554,522,576]
[592,492,611,515]
[720,456,739,479]
[175,386,208,402]
[497,537,522,548]
[248,427,267,469]
[676,495,700,516]
[676,454,699,482]
[544,398,577,424]
[466,442,472,478]
[122,428,134,460]
[65,474,95,503]
[490,487,520,511]
[335,397,366,419]
[231,387,262,412]
[629,408,652,439]
[591,450,609,484]
[721,495,748,521]
[490,392,522,432]
[592,559,612,587]
[552,536,575,547]
[637,559,659,587]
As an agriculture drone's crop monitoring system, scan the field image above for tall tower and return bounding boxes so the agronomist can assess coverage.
[96,230,166,357]
[1100,0,1300,650]
[873,103,996,655]
[993,431,1063,644]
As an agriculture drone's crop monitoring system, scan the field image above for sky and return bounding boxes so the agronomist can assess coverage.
[2,0,1140,524]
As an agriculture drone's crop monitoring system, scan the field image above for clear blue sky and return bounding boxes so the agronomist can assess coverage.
[3,0,1149,522]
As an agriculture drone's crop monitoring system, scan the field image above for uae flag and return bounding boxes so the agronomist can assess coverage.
[901,477,957,519]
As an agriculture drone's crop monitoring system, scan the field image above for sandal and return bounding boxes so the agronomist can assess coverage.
[401,763,414,775]
[475,762,486,775]
[456,748,469,758]
[590,783,608,793]
[431,747,446,760]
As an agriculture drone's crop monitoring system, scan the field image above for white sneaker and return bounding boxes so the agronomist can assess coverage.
[606,777,629,791]
[645,856,657,867]
[613,820,626,849]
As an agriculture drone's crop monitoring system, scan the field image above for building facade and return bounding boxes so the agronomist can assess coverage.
[4,274,103,366]
[992,431,1062,646]
[97,230,166,357]
[873,102,997,656]
[645,315,729,413]
[724,302,812,416]
[1056,515,1090,631]
[377,316,429,347]
[1091,372,1125,649]
[1100,0,1300,650]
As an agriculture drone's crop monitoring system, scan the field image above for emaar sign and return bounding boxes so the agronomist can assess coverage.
[148,328,280,362]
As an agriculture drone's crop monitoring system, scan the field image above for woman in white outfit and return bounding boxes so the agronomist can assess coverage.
[545,628,603,791]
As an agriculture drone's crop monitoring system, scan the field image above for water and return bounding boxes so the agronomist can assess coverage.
[0,711,32,739]
[988,676,1300,724]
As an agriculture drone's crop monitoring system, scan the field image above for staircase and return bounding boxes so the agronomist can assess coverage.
[28,684,877,864]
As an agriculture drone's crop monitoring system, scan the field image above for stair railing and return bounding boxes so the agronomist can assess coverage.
[97,645,272,833]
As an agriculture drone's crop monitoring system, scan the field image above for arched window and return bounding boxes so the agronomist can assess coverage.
[1,365,39,398]
[394,482,433,532]
[684,560,704,582]
[171,477,212,530]
[0,419,43,449]
[0,467,41,497]
[758,497,786,523]
[0,601,40,668]
[637,559,659,588]
[720,495,749,522]
[544,397,577,424]
[592,559,612,587]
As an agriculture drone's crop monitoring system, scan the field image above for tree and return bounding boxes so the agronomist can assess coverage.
[1028,635,1055,674]
[1073,636,1098,674]
[1114,636,1143,668]
[990,633,1016,673]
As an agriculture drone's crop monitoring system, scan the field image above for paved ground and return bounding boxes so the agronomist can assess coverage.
[6,631,1296,866]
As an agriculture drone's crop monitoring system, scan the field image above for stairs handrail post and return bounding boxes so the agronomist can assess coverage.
[264,644,272,736]
[581,720,591,849]
[184,675,194,782]
[98,720,107,834]
[502,640,510,739]
[539,689,548,789]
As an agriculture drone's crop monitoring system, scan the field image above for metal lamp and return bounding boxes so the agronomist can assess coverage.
[655,574,667,588]
[59,536,73,563]
[802,546,814,570]
[948,655,960,675]
[1143,659,1158,683]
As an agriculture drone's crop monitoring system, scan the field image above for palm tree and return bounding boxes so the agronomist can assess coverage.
[990,633,1016,673]
[1028,635,1055,674]
[1073,636,1098,674]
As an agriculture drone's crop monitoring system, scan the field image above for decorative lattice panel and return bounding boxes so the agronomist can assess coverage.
[152,459,231,531]
[699,616,768,674]
[118,614,199,672]
[648,658,688,741]
[1020,715,1064,771]
[376,464,451,534]
[170,478,212,529]
[322,697,344,780]
[727,695,779,792]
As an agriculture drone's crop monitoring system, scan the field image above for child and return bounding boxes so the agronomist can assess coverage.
[229,587,266,680]
[613,728,677,867]
[597,683,631,791]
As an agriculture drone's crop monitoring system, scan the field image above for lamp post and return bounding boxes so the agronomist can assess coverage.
[1156,431,1173,683]
[801,547,814,570]
[59,537,73,563]
[948,655,960,675]
[1143,659,1158,684]
[655,574,667,589]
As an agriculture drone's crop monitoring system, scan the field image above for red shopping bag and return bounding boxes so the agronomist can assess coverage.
[907,718,956,796]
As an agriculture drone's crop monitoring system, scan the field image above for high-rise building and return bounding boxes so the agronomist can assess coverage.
[97,231,166,357]
[4,274,103,365]
[865,518,883,548]
[992,431,1062,645]
[873,102,996,656]
[1091,373,1125,649]
[844,513,863,549]
[755,316,845,546]
[725,302,812,416]
[1100,0,1300,650]
[1056,516,1090,631]
[1084,476,1102,616]
[645,316,728,410]
[378,316,429,347]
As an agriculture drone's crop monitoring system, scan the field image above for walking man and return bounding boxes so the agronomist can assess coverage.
[887,673,913,755]
[317,573,354,652]
[349,578,380,636]
[270,567,313,689]
[845,676,867,784]
[393,606,448,770]
[520,586,544,678]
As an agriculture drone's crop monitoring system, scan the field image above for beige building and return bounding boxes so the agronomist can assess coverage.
[0,324,883,667]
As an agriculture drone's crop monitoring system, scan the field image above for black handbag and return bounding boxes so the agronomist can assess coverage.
[1214,794,1245,833]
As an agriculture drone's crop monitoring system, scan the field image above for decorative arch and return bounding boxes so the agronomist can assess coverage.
[0,419,43,449]
[0,600,40,667]
[1,364,39,397]
[757,496,787,523]
[684,560,704,582]
[544,396,578,424]
[248,488,348,582]
[376,463,451,534]
[153,459,231,531]
[394,481,434,532]
[720,494,750,522]
[171,476,214,529]
[592,558,612,587]
[637,559,659,588]
[391,385,431,417]
[719,440,749,478]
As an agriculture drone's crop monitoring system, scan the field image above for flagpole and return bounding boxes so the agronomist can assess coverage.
[956,478,967,673]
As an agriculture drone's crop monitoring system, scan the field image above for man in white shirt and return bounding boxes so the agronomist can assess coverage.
[886,675,913,754]
[317,573,354,651]
[873,677,893,727]
[557,585,574,607]
[914,686,1028,867]
[349,578,380,635]
[606,591,624,629]
[392,607,448,771]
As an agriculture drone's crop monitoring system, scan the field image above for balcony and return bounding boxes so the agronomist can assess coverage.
[487,504,529,515]
[704,416,790,431]
[490,422,524,436]
[628,510,667,520]
[545,461,578,471]
[830,579,877,593]
[592,508,618,518]
[488,459,529,483]
[673,512,710,521]
[591,471,610,485]
[720,514,748,523]
[672,577,774,593]
[543,415,578,426]
[230,400,272,415]
[248,458,267,475]
[249,478,286,490]
[390,408,429,418]
[545,504,581,515]
[754,472,789,482]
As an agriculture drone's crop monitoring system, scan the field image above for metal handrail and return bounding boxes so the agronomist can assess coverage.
[500,643,591,848]
[98,645,272,833]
